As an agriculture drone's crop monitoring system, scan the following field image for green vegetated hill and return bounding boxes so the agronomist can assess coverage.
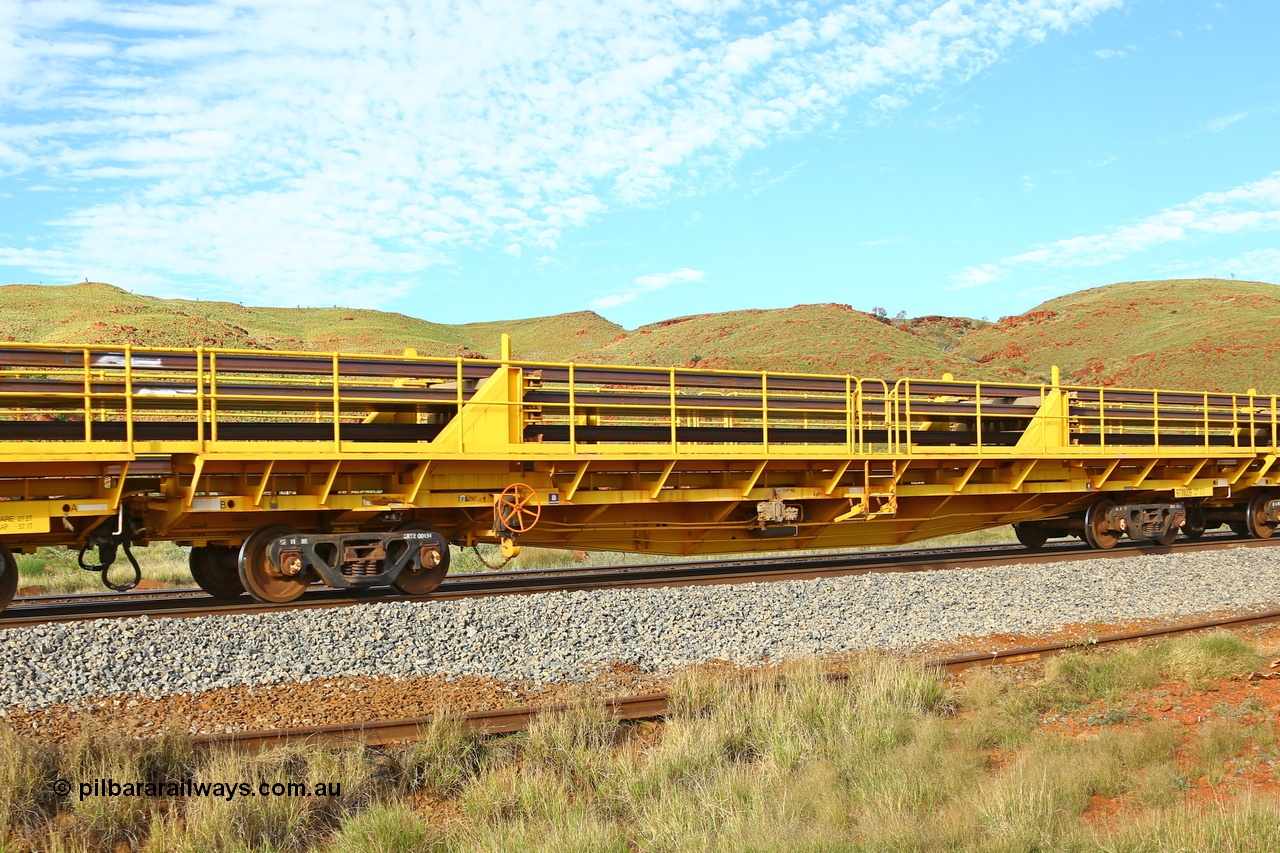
[457,313,624,362]
[952,279,1280,394]
[0,283,622,362]
[894,314,992,353]
[575,303,1002,380]
[0,278,1276,393]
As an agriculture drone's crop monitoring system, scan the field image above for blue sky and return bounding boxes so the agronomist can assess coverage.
[0,1,1276,328]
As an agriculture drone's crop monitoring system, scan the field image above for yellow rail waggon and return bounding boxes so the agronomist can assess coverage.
[0,336,1276,611]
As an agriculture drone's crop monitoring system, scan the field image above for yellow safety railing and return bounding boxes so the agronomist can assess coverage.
[0,341,1275,458]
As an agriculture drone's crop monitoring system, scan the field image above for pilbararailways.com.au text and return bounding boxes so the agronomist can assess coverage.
[55,778,342,802]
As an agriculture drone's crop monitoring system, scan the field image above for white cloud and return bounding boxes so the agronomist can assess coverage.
[1206,111,1247,132]
[1156,249,1280,283]
[746,160,806,196]
[1223,248,1280,280]
[871,94,909,111]
[0,0,1122,305]
[1016,283,1071,301]
[947,263,1003,289]
[950,171,1280,287]
[592,267,704,310]
[1094,46,1130,59]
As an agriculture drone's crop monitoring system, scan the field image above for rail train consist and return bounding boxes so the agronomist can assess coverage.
[0,337,1276,613]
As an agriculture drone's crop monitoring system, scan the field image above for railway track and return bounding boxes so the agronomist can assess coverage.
[198,605,1280,751]
[3,532,1274,628]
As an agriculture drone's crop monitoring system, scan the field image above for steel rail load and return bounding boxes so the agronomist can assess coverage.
[0,337,1276,611]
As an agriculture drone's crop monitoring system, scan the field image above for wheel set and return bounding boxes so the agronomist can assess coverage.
[1012,522,1049,550]
[1182,505,1207,540]
[238,525,309,604]
[388,520,451,595]
[0,544,17,614]
[1246,493,1277,540]
[1082,499,1123,550]
[188,544,244,599]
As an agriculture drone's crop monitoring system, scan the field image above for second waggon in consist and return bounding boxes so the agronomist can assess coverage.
[0,337,1276,612]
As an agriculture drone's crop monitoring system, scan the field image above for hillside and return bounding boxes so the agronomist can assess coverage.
[953,279,1280,393]
[0,278,1277,393]
[893,314,991,353]
[577,303,1003,380]
[0,283,622,362]
[456,313,624,362]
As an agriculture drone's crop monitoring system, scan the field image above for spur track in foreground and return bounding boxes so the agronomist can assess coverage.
[198,605,1280,751]
[3,532,1275,628]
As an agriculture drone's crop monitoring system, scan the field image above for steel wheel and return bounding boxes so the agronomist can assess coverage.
[1155,527,1178,547]
[1246,493,1276,539]
[1083,499,1120,550]
[238,525,307,603]
[1013,523,1049,550]
[1183,506,1206,541]
[189,545,245,599]
[389,520,451,595]
[0,544,17,614]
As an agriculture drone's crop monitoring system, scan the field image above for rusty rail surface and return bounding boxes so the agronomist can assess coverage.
[196,606,1280,751]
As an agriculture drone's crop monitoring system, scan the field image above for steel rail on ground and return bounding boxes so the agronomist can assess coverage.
[196,605,1280,751]
[3,533,1275,628]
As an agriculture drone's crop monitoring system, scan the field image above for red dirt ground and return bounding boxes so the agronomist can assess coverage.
[993,623,1280,826]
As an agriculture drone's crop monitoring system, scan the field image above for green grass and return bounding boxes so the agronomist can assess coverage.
[15,542,195,593]
[4,632,1279,851]
[1041,632,1264,707]
[325,803,446,852]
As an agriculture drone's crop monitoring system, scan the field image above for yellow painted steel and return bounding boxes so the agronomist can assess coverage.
[0,338,1274,558]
